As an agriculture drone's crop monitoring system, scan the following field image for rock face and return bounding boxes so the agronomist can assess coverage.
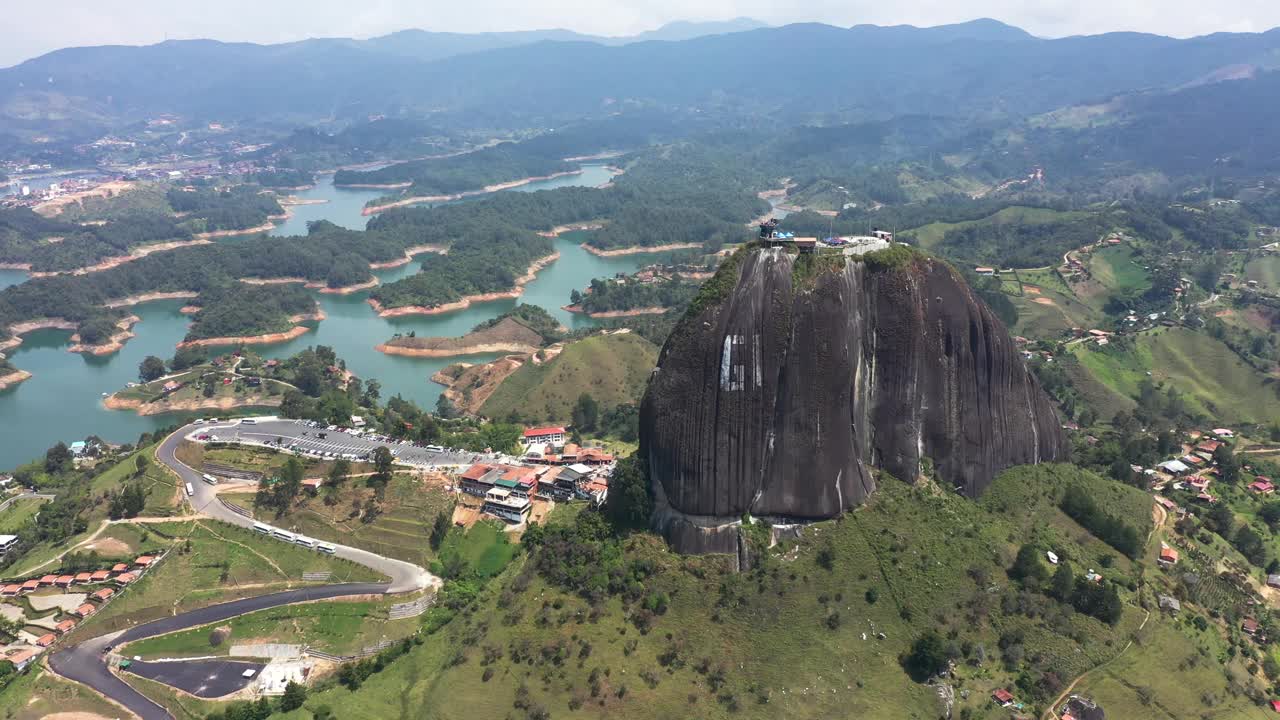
[640,247,1065,555]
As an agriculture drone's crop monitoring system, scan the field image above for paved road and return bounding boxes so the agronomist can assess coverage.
[49,583,391,720]
[48,419,446,720]
[125,658,265,698]
[161,421,439,593]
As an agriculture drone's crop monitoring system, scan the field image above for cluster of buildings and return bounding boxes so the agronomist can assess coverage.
[456,427,617,524]
[0,554,160,671]
[1144,428,1239,504]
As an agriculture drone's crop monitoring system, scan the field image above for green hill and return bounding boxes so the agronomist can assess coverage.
[480,332,658,423]
[269,464,1189,720]
[1070,327,1280,425]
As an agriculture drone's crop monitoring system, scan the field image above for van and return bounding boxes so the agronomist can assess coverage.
[185,482,194,497]
[241,418,257,426]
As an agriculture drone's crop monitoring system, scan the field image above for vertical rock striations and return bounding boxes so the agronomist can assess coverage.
[640,247,1064,555]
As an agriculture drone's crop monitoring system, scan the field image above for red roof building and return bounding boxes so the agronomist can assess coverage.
[0,584,19,596]
[134,555,156,567]
[54,575,74,587]
[993,689,1015,705]
[1243,617,1260,635]
[521,426,566,445]
[1270,699,1280,713]
[1251,480,1275,495]
[111,563,128,572]
[55,619,76,634]
[114,572,137,585]
[73,603,96,618]
[73,572,92,583]
[38,575,57,585]
[91,588,115,602]
[35,633,56,647]
[21,580,39,592]
[90,570,111,582]
[1158,545,1179,566]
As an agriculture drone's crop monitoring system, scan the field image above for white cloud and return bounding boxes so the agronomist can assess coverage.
[2,0,1279,67]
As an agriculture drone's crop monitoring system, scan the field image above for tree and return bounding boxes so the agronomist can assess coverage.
[327,458,351,488]
[44,442,72,474]
[903,630,951,681]
[138,355,167,382]
[436,394,460,419]
[370,446,394,490]
[430,510,452,551]
[1232,525,1267,566]
[1109,457,1133,484]
[271,457,304,512]
[1009,543,1048,586]
[571,393,600,433]
[604,455,652,528]
[134,453,150,476]
[1050,562,1074,601]
[279,681,307,712]
[170,345,207,371]
[362,379,381,407]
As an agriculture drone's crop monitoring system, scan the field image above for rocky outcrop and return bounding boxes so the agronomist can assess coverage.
[641,247,1064,555]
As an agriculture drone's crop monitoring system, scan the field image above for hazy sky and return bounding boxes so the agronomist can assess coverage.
[4,0,1280,67]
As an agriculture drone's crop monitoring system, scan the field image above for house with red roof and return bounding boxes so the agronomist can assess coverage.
[72,603,96,618]
[993,688,1015,706]
[54,575,74,587]
[5,648,40,671]
[21,579,39,593]
[1158,544,1179,568]
[55,619,76,634]
[1251,480,1275,495]
[111,563,128,573]
[1270,699,1280,713]
[1243,617,1260,635]
[35,633,56,647]
[0,584,20,597]
[521,426,566,446]
[134,555,156,567]
[1197,440,1222,454]
[91,588,115,602]
[38,575,57,586]
[114,572,137,585]
[90,569,111,582]
[73,572,92,584]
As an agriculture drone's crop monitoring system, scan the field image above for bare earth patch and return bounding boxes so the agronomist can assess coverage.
[1032,297,1056,306]
[81,537,131,556]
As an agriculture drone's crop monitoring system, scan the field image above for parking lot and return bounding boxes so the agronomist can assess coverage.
[125,658,265,698]
[191,417,509,470]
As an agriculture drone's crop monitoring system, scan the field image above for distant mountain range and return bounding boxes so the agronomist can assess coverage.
[2,18,1279,136]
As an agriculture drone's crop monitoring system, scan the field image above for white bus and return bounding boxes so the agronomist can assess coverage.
[240,418,257,425]
[185,482,194,497]
[252,522,272,534]
[293,536,315,549]
[271,529,296,543]
[426,445,444,453]
[316,542,337,555]
[201,473,218,485]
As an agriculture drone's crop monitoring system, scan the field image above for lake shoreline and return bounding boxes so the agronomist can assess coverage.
[103,393,282,416]
[375,341,540,358]
[238,277,381,295]
[27,239,214,278]
[367,252,559,317]
[563,305,669,318]
[176,310,326,348]
[67,315,141,355]
[579,242,701,257]
[368,244,449,269]
[359,170,585,215]
[0,370,32,391]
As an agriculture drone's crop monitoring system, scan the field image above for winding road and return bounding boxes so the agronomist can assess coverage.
[46,420,445,720]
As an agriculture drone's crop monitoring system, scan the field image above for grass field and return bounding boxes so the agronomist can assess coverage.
[275,466,1156,720]
[235,472,454,568]
[1090,244,1152,296]
[88,442,184,517]
[436,519,518,579]
[78,520,384,638]
[1244,255,1280,291]
[907,206,1088,251]
[122,597,422,659]
[112,363,289,410]
[1071,327,1280,425]
[1072,618,1272,719]
[1009,267,1102,339]
[0,497,45,533]
[0,665,127,720]
[480,332,658,423]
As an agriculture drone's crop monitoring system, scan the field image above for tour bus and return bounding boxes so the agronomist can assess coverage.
[201,473,218,485]
[185,482,194,497]
[426,445,444,453]
[316,542,337,555]
[293,536,315,549]
[240,418,257,425]
[252,522,272,534]
[271,529,296,543]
